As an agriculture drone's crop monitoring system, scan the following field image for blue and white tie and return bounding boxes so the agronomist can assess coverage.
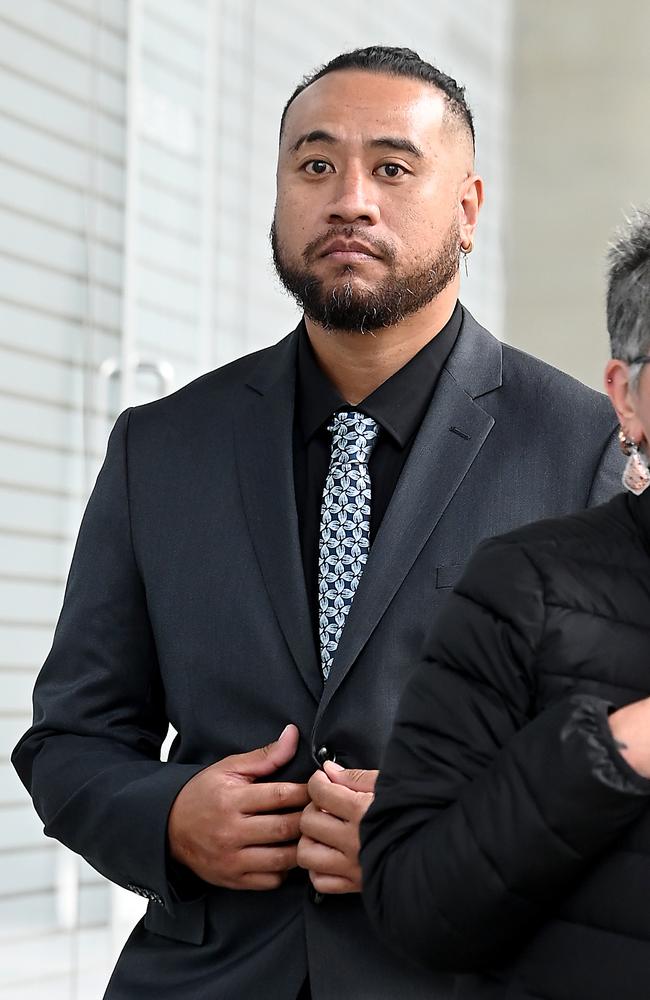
[318,411,379,680]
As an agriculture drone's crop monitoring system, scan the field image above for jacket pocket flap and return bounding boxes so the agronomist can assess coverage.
[144,896,206,945]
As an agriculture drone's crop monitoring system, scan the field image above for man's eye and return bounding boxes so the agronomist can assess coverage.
[376,163,406,178]
[304,160,333,175]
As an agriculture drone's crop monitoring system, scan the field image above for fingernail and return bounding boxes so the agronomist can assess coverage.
[324,760,344,772]
[278,724,292,740]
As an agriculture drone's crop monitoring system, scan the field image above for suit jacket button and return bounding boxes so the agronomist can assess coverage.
[315,746,335,766]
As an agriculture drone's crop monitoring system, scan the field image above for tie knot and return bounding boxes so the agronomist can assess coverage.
[328,410,379,465]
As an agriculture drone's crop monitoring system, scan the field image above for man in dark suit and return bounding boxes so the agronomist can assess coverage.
[13,46,620,1000]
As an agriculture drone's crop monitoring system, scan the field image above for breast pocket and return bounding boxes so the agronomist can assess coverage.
[435,564,464,590]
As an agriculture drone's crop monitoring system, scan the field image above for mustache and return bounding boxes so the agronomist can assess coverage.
[302,227,396,265]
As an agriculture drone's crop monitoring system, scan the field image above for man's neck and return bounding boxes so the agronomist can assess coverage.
[304,285,460,405]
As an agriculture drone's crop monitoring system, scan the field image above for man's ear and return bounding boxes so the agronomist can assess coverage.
[459,173,483,250]
[605,359,644,443]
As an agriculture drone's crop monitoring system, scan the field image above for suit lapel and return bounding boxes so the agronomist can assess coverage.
[317,311,502,714]
[234,329,321,702]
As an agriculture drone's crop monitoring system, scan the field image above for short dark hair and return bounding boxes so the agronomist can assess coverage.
[607,209,650,371]
[279,45,475,150]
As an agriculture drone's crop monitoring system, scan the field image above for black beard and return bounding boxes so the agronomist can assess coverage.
[270,221,460,333]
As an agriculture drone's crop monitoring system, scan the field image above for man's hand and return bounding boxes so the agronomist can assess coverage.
[609,696,650,778]
[297,762,378,894]
[168,724,309,890]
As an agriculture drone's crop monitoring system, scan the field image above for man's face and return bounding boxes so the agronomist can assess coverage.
[272,69,477,332]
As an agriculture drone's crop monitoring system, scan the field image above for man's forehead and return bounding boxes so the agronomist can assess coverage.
[281,70,447,148]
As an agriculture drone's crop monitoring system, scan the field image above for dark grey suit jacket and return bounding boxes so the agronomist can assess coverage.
[13,310,621,1000]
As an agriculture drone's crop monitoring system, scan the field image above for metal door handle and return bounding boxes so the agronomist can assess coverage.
[98,356,176,401]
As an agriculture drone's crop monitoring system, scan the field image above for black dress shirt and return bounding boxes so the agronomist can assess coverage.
[293,301,462,643]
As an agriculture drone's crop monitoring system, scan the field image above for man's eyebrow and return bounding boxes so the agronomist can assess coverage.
[290,130,338,153]
[289,132,424,159]
[369,136,424,158]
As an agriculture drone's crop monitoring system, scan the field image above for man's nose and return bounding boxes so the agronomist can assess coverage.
[326,168,380,226]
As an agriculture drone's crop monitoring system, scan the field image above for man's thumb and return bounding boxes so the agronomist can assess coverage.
[225,723,300,780]
[323,761,378,794]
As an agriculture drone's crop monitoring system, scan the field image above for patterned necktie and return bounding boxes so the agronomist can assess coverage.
[318,411,379,680]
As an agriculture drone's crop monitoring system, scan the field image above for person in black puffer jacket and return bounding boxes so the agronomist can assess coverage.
[360,212,650,1000]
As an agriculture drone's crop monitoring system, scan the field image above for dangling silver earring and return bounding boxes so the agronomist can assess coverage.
[460,239,473,278]
[619,429,650,495]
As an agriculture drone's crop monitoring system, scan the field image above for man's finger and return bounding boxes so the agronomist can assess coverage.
[309,872,357,894]
[235,780,309,815]
[297,835,348,875]
[242,810,305,845]
[323,761,378,794]
[239,843,299,873]
[237,872,287,891]
[300,802,346,850]
[307,770,368,821]
[217,724,300,781]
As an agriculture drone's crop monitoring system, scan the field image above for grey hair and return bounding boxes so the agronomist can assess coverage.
[607,208,650,387]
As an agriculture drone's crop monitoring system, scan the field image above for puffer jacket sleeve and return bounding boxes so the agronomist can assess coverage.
[360,535,650,972]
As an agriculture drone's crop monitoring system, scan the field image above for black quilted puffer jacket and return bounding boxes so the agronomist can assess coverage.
[361,490,650,1000]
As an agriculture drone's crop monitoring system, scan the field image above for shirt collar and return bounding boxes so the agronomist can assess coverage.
[296,301,462,447]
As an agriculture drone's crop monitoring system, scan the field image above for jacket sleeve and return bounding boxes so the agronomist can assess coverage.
[360,536,650,972]
[11,410,206,911]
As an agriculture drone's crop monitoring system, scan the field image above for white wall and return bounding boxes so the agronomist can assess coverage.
[506,0,650,390]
